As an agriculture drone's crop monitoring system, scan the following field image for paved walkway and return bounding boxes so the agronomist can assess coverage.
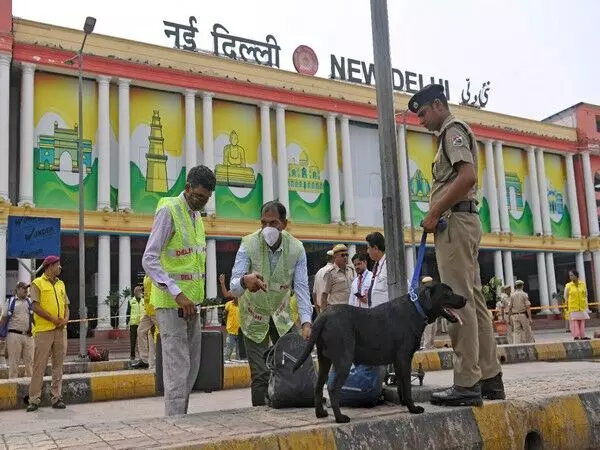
[1,360,598,449]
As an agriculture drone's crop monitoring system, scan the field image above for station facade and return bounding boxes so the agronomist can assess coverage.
[1,6,600,330]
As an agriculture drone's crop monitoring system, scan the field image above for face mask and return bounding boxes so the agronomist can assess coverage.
[262,226,280,247]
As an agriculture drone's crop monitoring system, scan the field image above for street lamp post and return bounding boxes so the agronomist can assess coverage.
[369,0,408,299]
[73,16,96,358]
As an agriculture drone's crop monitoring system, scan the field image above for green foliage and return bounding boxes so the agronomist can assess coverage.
[482,277,504,308]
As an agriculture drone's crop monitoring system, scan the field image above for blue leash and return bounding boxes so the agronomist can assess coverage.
[409,219,447,316]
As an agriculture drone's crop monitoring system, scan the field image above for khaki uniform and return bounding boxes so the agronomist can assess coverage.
[431,115,501,388]
[500,293,513,344]
[3,297,34,378]
[323,264,355,306]
[313,263,333,309]
[507,289,534,344]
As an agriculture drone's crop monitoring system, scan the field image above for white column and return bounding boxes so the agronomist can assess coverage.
[493,141,510,233]
[398,124,411,230]
[202,92,215,216]
[340,116,356,223]
[97,235,111,330]
[576,252,586,287]
[184,89,197,174]
[260,102,274,203]
[97,75,111,210]
[536,148,552,236]
[348,244,357,260]
[526,147,543,236]
[119,236,130,329]
[503,251,514,286]
[19,63,35,207]
[206,239,219,326]
[275,104,289,212]
[0,55,10,202]
[484,141,500,233]
[493,250,504,283]
[581,151,599,236]
[545,252,558,313]
[326,113,341,223]
[592,252,600,306]
[17,260,31,284]
[565,154,581,238]
[118,78,131,210]
[0,225,5,307]
[536,252,550,312]
[405,246,415,282]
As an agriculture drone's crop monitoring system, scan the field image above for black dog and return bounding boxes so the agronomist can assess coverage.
[293,283,467,423]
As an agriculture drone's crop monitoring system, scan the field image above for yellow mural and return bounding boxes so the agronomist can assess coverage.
[476,143,486,204]
[406,131,436,202]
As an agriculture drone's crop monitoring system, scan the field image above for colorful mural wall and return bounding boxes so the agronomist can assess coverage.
[129,87,186,213]
[544,153,571,237]
[213,100,263,220]
[286,112,331,224]
[503,146,534,236]
[33,72,98,209]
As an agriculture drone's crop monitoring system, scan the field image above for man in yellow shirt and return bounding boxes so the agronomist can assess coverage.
[223,298,240,361]
[131,276,159,369]
[27,256,69,412]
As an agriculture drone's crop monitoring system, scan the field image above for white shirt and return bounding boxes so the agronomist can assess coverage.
[348,270,373,308]
[369,254,388,307]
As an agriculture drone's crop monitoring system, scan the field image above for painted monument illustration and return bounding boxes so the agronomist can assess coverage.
[409,169,431,202]
[215,130,256,188]
[145,110,169,194]
[35,122,92,173]
[505,172,524,213]
[288,151,323,193]
[547,182,564,217]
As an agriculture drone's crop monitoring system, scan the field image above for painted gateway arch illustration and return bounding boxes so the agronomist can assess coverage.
[35,122,92,173]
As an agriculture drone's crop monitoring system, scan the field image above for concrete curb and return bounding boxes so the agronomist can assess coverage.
[0,359,133,379]
[178,391,600,450]
[0,340,596,411]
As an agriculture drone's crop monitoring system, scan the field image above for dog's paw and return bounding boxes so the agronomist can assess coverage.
[408,405,425,414]
[316,408,329,419]
[335,414,351,423]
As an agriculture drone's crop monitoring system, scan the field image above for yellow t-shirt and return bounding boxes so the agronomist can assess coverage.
[224,300,240,335]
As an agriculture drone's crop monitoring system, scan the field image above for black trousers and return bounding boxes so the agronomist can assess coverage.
[129,324,138,358]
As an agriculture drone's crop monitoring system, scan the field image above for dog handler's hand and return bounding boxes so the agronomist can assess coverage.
[301,322,312,340]
[175,293,196,318]
[421,211,440,233]
[242,272,267,293]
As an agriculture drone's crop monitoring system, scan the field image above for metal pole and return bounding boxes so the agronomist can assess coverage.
[401,111,417,268]
[78,47,88,357]
[370,0,408,299]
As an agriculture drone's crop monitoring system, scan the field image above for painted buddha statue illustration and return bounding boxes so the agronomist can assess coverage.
[215,130,256,188]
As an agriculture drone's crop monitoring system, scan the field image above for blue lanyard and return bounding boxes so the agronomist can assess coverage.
[409,218,447,302]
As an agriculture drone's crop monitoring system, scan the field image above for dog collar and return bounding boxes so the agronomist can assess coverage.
[412,298,427,320]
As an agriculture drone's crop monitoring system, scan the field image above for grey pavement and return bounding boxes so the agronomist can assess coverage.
[0,359,598,449]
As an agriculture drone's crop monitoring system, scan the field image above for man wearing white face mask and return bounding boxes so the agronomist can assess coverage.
[230,201,313,406]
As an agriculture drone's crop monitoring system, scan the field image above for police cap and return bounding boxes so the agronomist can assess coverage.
[408,84,447,113]
[515,280,524,287]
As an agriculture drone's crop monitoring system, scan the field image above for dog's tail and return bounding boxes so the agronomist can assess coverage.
[292,313,326,372]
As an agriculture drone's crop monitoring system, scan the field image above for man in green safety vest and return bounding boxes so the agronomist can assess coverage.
[142,165,216,416]
[230,201,313,406]
[126,286,144,360]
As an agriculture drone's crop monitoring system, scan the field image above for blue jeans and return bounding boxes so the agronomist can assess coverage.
[224,332,238,360]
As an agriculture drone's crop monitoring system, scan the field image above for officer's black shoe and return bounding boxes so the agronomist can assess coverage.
[481,372,506,400]
[26,403,39,412]
[131,360,149,369]
[430,384,483,407]
[52,399,66,409]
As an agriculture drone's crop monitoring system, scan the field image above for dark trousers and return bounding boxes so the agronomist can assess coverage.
[244,318,297,406]
[237,328,247,359]
[129,324,138,358]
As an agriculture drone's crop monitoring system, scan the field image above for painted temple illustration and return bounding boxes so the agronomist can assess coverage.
[547,182,564,216]
[145,110,169,194]
[288,151,323,193]
[215,131,256,188]
[409,169,431,202]
[35,122,92,173]
[505,172,524,212]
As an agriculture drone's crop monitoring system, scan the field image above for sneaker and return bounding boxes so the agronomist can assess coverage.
[52,399,66,409]
[481,372,506,400]
[26,403,39,412]
[430,385,483,407]
[130,360,149,369]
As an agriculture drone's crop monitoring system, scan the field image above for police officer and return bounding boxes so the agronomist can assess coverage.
[499,285,513,343]
[409,84,504,406]
[507,280,534,344]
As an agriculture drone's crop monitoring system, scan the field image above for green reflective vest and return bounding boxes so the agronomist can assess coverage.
[150,195,206,309]
[128,297,143,325]
[239,229,304,344]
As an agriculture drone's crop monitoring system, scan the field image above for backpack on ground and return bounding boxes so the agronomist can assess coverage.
[265,332,317,408]
[0,296,33,338]
[327,364,385,407]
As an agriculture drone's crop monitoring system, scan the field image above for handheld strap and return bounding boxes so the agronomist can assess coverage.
[409,232,428,302]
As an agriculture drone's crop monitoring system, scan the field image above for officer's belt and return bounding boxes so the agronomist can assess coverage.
[510,311,526,315]
[451,201,478,214]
